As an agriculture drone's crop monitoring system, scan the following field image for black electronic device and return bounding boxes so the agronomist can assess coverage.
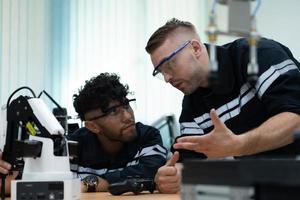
[16,181,64,200]
[108,178,155,195]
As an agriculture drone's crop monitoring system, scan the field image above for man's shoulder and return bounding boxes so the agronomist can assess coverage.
[66,127,93,141]
[135,122,158,133]
[136,122,159,137]
[223,38,294,71]
[222,37,281,50]
[134,122,163,145]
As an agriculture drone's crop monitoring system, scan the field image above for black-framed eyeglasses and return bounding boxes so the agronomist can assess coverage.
[86,99,136,121]
[152,40,191,77]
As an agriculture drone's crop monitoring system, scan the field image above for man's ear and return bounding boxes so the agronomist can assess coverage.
[85,121,101,134]
[191,40,202,58]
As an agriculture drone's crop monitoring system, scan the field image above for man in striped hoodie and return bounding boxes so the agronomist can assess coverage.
[145,18,300,193]
[70,73,167,193]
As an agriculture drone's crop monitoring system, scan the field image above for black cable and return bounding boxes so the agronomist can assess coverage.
[6,86,36,112]
[38,90,65,113]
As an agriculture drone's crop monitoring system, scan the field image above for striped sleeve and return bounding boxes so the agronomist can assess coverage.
[178,58,300,136]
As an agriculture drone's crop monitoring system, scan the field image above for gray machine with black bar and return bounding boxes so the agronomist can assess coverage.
[181,159,300,200]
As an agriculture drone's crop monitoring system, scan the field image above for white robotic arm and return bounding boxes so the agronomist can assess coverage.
[27,98,64,136]
[1,87,80,200]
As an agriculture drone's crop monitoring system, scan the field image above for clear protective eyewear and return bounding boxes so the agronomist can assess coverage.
[152,40,191,80]
[87,98,136,121]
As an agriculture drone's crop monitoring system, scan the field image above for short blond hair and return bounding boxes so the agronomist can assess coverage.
[145,18,197,54]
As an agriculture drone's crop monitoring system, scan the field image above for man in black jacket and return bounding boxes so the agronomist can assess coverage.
[69,73,167,192]
[145,18,300,193]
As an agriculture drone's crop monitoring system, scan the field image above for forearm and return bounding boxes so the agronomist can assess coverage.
[237,112,300,156]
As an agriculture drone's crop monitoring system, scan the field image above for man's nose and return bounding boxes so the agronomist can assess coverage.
[162,71,172,83]
[121,108,133,121]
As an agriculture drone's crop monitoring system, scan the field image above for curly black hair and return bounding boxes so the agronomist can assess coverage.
[73,73,131,120]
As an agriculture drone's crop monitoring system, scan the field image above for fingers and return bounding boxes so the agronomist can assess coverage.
[210,109,225,130]
[156,165,177,177]
[176,135,207,143]
[155,152,181,194]
[175,136,208,151]
[165,151,179,166]
[0,152,11,174]
[157,183,180,194]
[157,173,180,184]
[155,166,180,194]
[0,160,11,174]
[176,136,195,143]
[155,152,180,181]
[173,142,198,151]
